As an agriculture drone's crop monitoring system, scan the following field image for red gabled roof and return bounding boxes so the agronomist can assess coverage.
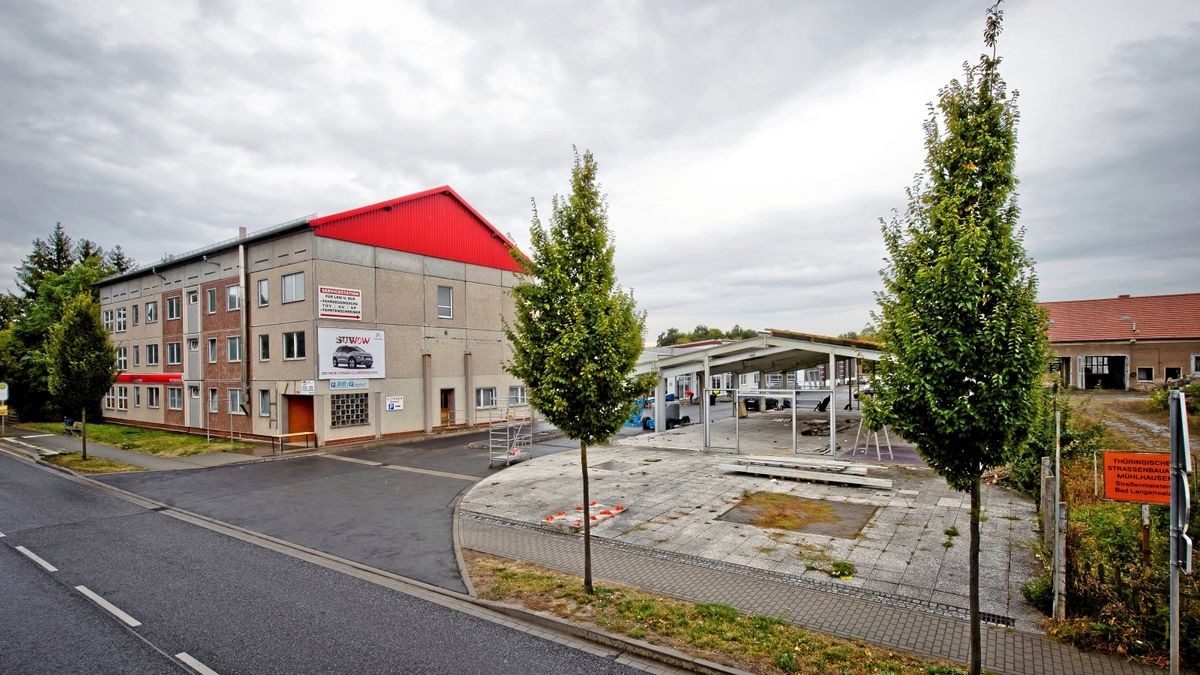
[308,186,523,273]
[1040,293,1200,342]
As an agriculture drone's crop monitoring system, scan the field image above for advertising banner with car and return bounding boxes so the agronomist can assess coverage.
[318,327,385,379]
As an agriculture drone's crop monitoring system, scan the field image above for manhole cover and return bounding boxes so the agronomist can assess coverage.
[592,460,636,472]
[719,492,877,539]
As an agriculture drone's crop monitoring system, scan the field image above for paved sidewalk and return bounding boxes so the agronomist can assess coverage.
[0,430,255,470]
[460,513,1162,675]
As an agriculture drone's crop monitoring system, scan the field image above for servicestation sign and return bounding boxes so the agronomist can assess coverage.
[318,286,362,320]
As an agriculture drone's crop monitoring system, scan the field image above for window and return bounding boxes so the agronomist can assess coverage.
[132,345,140,367]
[227,336,242,362]
[146,343,160,366]
[132,303,139,326]
[1083,356,1109,375]
[103,310,114,331]
[206,288,217,314]
[188,337,199,352]
[115,307,127,332]
[207,338,218,363]
[116,386,128,411]
[166,296,181,320]
[229,388,244,414]
[1166,367,1181,380]
[259,334,270,361]
[475,387,497,408]
[189,291,198,305]
[145,301,158,323]
[282,272,305,303]
[330,392,369,428]
[167,341,182,365]
[257,278,269,306]
[133,386,141,407]
[148,387,160,409]
[105,388,115,409]
[259,389,271,417]
[1137,367,1154,382]
[189,385,200,399]
[284,331,305,360]
[1194,355,1200,374]
[509,385,528,405]
[116,347,127,370]
[226,284,242,311]
[437,285,453,318]
[208,388,219,412]
[168,387,183,410]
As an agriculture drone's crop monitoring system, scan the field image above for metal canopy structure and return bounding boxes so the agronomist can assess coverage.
[634,329,882,454]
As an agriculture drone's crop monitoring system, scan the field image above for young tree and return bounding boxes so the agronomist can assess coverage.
[505,149,652,594]
[47,293,117,460]
[867,4,1047,673]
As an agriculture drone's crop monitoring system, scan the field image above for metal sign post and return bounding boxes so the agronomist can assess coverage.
[1169,390,1192,675]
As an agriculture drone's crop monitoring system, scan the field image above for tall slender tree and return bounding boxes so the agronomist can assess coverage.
[866,4,1047,673]
[47,293,117,460]
[505,149,653,593]
[16,222,75,299]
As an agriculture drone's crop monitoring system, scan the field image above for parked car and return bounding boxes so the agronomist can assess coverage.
[332,345,374,368]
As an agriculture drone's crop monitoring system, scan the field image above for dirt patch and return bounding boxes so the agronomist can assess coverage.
[590,459,636,472]
[719,492,876,539]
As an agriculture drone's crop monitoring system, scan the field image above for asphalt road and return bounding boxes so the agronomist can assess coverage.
[2,452,646,674]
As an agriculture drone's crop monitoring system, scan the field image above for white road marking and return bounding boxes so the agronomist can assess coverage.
[22,433,54,439]
[15,546,58,572]
[0,530,6,537]
[323,455,382,466]
[380,464,478,482]
[0,436,61,456]
[176,652,220,675]
[74,585,142,627]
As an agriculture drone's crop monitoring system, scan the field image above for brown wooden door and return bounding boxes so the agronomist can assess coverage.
[287,396,315,433]
[439,389,455,425]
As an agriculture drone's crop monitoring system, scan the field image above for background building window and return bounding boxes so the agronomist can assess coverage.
[330,392,369,428]
[116,386,128,410]
[227,336,242,362]
[148,387,161,409]
[132,304,139,326]
[166,296,181,320]
[258,278,269,306]
[168,387,183,410]
[145,301,158,323]
[116,347,127,370]
[167,342,182,365]
[206,288,217,313]
[437,285,453,318]
[508,386,528,405]
[133,386,141,407]
[133,345,140,366]
[259,334,270,361]
[259,389,271,417]
[227,285,242,310]
[146,343,160,365]
[103,310,113,331]
[282,272,305,303]
[284,331,305,359]
[115,307,127,332]
[208,388,219,412]
[229,388,244,414]
[208,338,218,363]
[476,387,497,408]
[1166,367,1181,380]
[1137,367,1154,382]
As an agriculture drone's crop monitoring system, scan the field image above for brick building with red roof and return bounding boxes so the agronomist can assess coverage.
[1041,292,1200,390]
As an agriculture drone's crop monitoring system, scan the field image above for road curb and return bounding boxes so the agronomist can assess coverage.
[476,598,753,675]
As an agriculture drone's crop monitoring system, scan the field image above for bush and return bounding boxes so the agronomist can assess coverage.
[1021,569,1053,615]
[1148,381,1200,414]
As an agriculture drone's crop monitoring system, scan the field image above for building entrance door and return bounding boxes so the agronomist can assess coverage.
[287,395,315,433]
[439,388,455,425]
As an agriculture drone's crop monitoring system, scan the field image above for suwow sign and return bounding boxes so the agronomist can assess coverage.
[1103,451,1171,505]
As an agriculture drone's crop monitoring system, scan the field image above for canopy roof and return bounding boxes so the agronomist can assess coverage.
[636,329,880,379]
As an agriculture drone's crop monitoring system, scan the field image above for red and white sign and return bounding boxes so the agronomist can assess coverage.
[318,286,362,320]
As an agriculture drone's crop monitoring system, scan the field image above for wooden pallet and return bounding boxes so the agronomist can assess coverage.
[720,463,893,489]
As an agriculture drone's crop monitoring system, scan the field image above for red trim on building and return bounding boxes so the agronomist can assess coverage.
[116,373,183,384]
[308,186,524,273]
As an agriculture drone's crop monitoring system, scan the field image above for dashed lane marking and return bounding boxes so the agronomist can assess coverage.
[379,464,479,482]
[15,546,58,572]
[323,455,383,466]
[176,652,220,675]
[22,433,54,439]
[75,585,142,627]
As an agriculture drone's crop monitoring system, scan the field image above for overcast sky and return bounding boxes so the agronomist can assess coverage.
[2,0,1197,341]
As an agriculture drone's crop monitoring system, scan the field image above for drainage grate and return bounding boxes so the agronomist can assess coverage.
[980,611,1015,628]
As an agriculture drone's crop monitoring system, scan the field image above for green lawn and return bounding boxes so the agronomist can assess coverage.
[21,422,256,457]
[44,452,145,474]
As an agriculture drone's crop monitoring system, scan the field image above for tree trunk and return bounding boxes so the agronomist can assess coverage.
[80,407,88,461]
[580,440,593,594]
[969,476,981,675]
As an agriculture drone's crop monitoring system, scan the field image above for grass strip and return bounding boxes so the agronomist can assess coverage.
[467,551,965,675]
[21,422,255,457]
[44,452,145,474]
